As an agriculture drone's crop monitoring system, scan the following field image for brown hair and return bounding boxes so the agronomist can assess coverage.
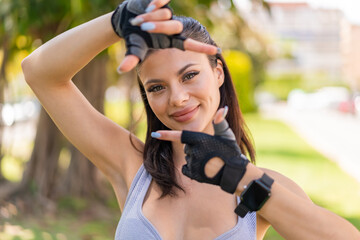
[136,16,255,198]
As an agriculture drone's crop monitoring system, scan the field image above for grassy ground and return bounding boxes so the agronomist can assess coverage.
[0,213,118,240]
[245,113,360,239]
[1,112,360,239]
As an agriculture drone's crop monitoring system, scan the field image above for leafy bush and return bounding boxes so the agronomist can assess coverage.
[257,72,348,101]
[223,50,257,113]
[257,73,303,101]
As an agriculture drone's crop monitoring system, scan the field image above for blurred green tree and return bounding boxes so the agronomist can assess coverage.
[224,50,257,112]
[0,0,26,183]
[0,0,119,210]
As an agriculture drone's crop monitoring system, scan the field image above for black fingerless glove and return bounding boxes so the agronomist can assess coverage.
[111,0,186,61]
[181,119,249,194]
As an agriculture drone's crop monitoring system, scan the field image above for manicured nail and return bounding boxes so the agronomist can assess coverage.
[223,106,228,118]
[130,17,144,26]
[145,5,155,13]
[117,66,123,74]
[151,132,161,138]
[141,22,155,31]
[217,47,222,54]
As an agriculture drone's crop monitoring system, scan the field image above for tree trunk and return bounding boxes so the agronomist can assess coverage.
[0,35,9,183]
[7,56,109,211]
[20,108,63,200]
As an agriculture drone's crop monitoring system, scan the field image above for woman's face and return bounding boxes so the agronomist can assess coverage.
[139,48,224,133]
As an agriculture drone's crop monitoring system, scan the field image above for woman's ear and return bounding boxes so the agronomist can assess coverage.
[215,59,225,87]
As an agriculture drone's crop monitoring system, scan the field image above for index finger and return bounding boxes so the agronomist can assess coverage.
[152,130,182,142]
[184,38,221,56]
[146,0,171,12]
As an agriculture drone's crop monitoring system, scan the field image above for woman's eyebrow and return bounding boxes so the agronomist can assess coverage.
[177,63,197,76]
[144,79,162,87]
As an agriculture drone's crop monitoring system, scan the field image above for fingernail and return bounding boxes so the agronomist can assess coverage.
[145,5,155,13]
[130,17,144,26]
[223,106,228,118]
[117,66,123,74]
[151,132,161,138]
[217,47,222,54]
[141,22,155,31]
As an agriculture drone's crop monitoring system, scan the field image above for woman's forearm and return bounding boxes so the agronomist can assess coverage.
[258,181,360,239]
[235,164,360,239]
[22,12,119,85]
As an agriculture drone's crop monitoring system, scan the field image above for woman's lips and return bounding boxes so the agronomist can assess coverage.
[171,106,199,122]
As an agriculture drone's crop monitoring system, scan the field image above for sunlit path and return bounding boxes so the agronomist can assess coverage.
[261,102,360,183]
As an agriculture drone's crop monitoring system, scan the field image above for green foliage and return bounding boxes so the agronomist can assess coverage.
[223,50,257,113]
[58,196,88,213]
[257,73,303,100]
[1,155,23,182]
[257,72,349,101]
[170,0,220,28]
[0,0,119,52]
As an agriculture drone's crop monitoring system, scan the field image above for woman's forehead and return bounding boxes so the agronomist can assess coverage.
[139,49,208,79]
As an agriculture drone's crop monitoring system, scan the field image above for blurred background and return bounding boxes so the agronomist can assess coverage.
[0,0,359,239]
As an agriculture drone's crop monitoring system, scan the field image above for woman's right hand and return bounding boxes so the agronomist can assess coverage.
[151,108,249,194]
[112,0,220,73]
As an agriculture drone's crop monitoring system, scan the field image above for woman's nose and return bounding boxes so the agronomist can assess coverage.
[169,85,190,107]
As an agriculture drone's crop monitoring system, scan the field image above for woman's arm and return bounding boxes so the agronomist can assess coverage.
[235,164,360,240]
[22,13,146,209]
[22,13,119,86]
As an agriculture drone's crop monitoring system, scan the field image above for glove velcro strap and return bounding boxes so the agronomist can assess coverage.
[220,159,249,194]
[171,35,186,50]
[111,3,126,38]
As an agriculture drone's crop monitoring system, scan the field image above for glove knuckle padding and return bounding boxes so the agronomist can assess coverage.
[127,0,152,15]
[111,0,185,61]
[150,34,171,49]
[126,34,148,61]
[181,130,204,144]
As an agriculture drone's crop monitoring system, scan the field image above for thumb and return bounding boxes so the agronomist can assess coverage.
[117,55,140,73]
[213,106,236,140]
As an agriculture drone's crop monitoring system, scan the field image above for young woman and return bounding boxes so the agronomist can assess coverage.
[22,0,360,239]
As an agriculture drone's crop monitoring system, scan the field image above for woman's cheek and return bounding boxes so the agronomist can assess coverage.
[148,94,167,117]
[192,76,210,92]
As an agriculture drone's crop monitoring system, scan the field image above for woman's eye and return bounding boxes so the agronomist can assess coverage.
[147,85,164,93]
[183,71,199,81]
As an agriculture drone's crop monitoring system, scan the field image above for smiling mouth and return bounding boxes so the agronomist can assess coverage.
[171,106,200,122]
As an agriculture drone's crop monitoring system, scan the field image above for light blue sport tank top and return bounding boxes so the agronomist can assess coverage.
[115,165,256,239]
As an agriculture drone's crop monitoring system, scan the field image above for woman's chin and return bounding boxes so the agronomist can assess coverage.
[177,121,213,134]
